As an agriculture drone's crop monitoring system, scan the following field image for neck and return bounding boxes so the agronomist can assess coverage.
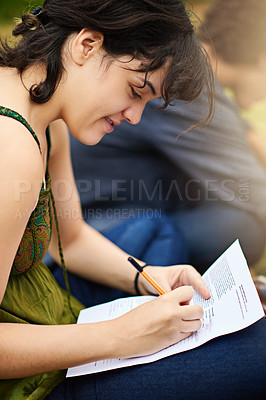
[0,66,63,136]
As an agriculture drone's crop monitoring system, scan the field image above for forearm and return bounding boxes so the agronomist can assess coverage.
[0,286,205,379]
[50,221,139,294]
[0,321,117,379]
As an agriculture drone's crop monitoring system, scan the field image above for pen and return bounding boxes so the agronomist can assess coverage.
[128,257,166,295]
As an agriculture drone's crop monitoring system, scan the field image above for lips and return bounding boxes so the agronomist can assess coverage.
[105,116,114,126]
[106,116,122,126]
[105,116,115,133]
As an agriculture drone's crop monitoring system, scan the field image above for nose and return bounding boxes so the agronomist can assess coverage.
[122,104,146,125]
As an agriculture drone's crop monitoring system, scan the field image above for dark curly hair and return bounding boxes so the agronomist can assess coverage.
[198,0,266,65]
[0,0,213,123]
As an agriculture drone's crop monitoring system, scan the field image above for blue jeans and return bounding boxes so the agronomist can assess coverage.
[48,271,266,400]
[103,213,189,265]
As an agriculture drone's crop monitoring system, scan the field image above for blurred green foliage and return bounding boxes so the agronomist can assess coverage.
[0,0,214,24]
[0,0,39,23]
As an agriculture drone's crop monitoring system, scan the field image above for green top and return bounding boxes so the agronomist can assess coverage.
[0,106,84,400]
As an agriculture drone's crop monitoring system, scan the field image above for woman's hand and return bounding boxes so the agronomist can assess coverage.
[138,264,210,300]
[109,286,203,358]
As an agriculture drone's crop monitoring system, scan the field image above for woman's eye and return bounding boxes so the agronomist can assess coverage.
[131,87,142,99]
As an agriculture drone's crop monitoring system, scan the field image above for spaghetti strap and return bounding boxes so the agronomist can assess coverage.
[46,126,51,161]
[0,105,42,154]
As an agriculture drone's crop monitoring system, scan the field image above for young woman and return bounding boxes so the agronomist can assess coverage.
[0,1,264,399]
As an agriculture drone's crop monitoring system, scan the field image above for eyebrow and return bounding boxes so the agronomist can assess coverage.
[138,77,157,96]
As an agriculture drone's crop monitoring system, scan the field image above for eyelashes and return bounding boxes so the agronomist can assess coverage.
[131,87,142,99]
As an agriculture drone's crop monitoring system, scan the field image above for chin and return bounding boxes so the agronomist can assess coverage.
[78,131,107,146]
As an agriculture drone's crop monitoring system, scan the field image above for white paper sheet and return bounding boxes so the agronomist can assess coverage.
[67,240,264,377]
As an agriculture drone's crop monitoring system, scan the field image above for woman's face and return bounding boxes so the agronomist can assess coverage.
[61,48,168,145]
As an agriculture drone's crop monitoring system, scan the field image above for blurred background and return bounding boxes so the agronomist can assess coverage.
[0,1,212,29]
[0,0,265,274]
[0,0,39,24]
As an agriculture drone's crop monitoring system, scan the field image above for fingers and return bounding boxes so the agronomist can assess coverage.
[181,304,204,320]
[168,288,203,333]
[174,285,195,305]
[181,266,210,299]
[180,319,202,333]
[179,303,203,333]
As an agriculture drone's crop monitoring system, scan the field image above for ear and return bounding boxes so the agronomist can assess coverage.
[71,28,104,66]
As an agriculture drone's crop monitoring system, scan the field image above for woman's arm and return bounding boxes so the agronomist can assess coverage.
[48,120,141,293]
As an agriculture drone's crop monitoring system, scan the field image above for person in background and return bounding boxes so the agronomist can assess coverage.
[199,0,266,171]
[66,0,266,275]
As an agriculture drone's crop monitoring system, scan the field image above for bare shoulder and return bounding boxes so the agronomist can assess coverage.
[0,116,44,208]
[0,117,45,303]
